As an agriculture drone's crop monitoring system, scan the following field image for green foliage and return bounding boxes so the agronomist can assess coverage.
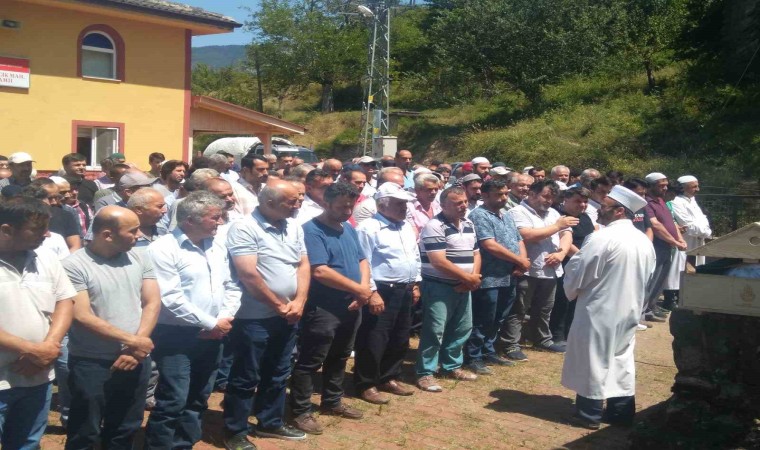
[191,45,247,68]
[191,64,260,110]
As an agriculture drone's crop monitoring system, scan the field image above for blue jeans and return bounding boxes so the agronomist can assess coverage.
[144,325,222,449]
[55,334,71,426]
[66,356,150,450]
[465,285,516,362]
[213,335,234,391]
[416,280,473,377]
[0,382,52,450]
[224,317,297,435]
[576,394,635,426]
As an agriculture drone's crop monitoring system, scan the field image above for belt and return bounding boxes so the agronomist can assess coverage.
[376,281,416,290]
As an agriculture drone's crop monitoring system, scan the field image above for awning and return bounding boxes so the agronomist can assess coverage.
[189,95,306,155]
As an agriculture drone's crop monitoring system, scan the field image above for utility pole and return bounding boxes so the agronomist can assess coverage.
[359,1,390,156]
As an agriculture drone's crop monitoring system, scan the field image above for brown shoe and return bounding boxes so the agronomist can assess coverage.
[442,368,478,381]
[379,380,414,396]
[416,375,443,392]
[320,402,364,419]
[360,387,390,405]
[291,413,323,435]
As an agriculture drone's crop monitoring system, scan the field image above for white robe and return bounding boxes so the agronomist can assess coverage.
[561,219,655,399]
[670,195,711,266]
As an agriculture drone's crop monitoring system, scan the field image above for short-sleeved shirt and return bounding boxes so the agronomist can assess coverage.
[420,213,479,284]
[63,248,155,361]
[227,208,307,319]
[303,218,364,301]
[0,249,76,390]
[632,207,652,235]
[508,201,568,279]
[557,209,595,265]
[468,206,522,288]
[645,195,679,249]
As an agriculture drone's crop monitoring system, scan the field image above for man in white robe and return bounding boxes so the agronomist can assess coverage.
[671,175,711,266]
[561,185,655,429]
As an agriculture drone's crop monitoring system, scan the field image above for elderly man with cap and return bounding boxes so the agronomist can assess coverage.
[641,172,687,323]
[561,185,655,430]
[357,156,379,196]
[0,152,35,188]
[670,175,711,266]
[471,157,491,180]
[489,166,511,183]
[354,183,421,404]
[93,170,158,212]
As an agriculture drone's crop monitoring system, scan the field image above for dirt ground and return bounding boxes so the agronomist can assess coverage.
[41,319,677,450]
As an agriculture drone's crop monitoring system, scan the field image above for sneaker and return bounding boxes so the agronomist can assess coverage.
[441,368,478,381]
[320,402,364,419]
[636,324,648,331]
[416,375,443,392]
[644,314,667,323]
[464,360,492,375]
[536,342,566,353]
[224,433,257,450]
[291,413,323,435]
[505,348,529,362]
[653,308,669,318]
[483,354,516,367]
[254,425,306,441]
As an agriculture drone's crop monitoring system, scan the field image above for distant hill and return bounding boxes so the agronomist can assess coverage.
[192,45,247,68]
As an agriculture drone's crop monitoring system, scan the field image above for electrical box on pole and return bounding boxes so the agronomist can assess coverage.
[360,0,390,156]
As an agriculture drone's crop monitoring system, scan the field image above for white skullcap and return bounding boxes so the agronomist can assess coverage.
[677,175,698,184]
[608,185,647,212]
[471,157,490,165]
[644,172,667,183]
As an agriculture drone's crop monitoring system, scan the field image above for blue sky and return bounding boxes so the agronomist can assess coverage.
[183,0,256,47]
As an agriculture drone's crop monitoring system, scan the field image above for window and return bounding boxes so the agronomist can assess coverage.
[77,25,125,81]
[81,32,115,79]
[76,126,119,167]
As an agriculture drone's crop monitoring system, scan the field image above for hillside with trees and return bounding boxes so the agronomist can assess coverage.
[192,0,760,188]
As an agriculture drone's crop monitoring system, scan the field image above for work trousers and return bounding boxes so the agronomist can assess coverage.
[503,277,557,349]
[65,356,150,450]
[289,298,361,416]
[354,283,413,392]
[415,280,472,377]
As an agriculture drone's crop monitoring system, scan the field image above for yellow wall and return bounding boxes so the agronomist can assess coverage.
[0,1,188,171]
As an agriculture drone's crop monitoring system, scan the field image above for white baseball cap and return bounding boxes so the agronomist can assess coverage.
[9,152,34,164]
[375,183,416,201]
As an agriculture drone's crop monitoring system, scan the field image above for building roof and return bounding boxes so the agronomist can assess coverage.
[74,0,241,29]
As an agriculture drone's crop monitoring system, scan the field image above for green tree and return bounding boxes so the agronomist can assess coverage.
[248,0,367,113]
[191,64,260,109]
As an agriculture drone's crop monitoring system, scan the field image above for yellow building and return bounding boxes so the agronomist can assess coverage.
[0,0,304,172]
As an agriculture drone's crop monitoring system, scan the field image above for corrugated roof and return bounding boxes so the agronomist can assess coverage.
[73,0,242,29]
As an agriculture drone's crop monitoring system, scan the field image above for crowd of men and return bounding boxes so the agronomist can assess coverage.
[0,147,712,449]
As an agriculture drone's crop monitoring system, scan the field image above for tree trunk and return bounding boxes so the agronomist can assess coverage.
[321,81,334,113]
[253,48,264,113]
[645,60,656,91]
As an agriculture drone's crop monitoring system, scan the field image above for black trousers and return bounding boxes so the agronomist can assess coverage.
[289,297,361,416]
[66,356,150,450]
[353,283,413,392]
[576,394,635,425]
[549,275,576,342]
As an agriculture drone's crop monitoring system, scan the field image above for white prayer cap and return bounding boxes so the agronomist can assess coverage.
[677,175,698,184]
[375,182,416,202]
[489,166,509,176]
[471,157,490,165]
[357,156,376,164]
[644,172,667,183]
[608,185,647,212]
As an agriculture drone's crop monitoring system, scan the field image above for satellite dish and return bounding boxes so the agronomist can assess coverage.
[357,5,374,17]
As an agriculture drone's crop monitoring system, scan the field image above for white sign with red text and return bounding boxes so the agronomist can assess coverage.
[0,56,30,88]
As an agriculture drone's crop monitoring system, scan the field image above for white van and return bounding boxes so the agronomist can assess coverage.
[203,137,318,164]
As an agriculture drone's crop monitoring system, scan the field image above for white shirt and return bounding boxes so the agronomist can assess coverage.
[671,195,711,265]
[40,232,70,260]
[296,195,324,225]
[507,201,569,279]
[148,228,241,330]
[352,197,377,225]
[221,170,240,184]
[0,249,76,389]
[356,213,421,291]
[561,219,655,399]
[586,199,600,225]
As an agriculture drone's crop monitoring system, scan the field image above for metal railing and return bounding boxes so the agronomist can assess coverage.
[697,194,760,237]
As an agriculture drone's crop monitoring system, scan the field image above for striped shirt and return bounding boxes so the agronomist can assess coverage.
[419,212,479,284]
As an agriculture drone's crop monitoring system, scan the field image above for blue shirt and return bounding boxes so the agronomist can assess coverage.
[469,205,523,288]
[303,218,364,301]
[226,208,306,319]
[147,228,241,330]
[356,212,421,290]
